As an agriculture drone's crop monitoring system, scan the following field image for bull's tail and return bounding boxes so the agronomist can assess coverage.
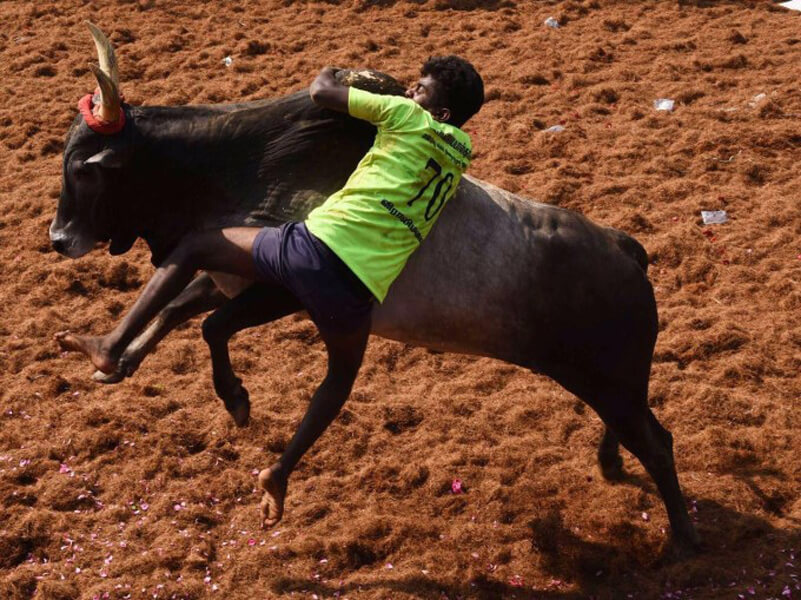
[607,227,649,274]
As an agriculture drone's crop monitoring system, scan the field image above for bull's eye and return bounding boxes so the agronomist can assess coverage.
[71,165,98,190]
[74,161,97,176]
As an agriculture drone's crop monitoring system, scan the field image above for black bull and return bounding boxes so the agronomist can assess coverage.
[50,70,700,554]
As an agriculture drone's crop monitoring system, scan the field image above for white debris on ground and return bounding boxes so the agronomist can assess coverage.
[653,98,675,111]
[701,210,728,225]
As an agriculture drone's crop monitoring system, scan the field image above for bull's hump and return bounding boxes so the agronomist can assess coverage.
[337,69,406,96]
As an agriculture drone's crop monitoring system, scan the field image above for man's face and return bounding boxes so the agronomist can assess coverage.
[405,75,449,121]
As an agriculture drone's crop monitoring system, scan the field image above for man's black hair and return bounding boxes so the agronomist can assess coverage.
[421,55,484,127]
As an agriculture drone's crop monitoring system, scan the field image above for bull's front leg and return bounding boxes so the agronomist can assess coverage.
[93,273,228,383]
[201,282,303,427]
[55,228,263,375]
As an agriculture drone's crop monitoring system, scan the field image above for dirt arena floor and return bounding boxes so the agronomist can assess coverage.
[1,0,799,598]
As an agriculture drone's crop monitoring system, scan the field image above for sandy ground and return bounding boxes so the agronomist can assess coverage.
[1,0,800,598]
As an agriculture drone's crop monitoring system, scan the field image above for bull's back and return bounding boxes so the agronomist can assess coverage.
[373,176,657,371]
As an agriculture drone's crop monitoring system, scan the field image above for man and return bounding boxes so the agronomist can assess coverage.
[57,56,485,528]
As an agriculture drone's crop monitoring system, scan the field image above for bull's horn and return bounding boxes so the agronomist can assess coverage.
[86,21,121,122]
[89,64,121,122]
[86,21,119,87]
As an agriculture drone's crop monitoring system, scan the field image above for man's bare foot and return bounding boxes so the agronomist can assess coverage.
[258,464,287,529]
[54,331,119,374]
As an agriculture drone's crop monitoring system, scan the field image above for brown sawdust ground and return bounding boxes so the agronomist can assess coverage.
[0,0,799,598]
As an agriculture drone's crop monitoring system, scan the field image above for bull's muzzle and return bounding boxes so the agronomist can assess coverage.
[49,220,95,258]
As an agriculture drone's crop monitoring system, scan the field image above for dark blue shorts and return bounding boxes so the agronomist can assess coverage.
[251,222,374,334]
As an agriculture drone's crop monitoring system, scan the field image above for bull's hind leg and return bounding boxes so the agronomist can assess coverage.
[598,396,700,556]
[539,362,699,555]
[202,282,303,426]
[93,273,227,384]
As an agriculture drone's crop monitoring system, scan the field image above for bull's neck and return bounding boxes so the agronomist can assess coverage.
[121,99,294,261]
[119,93,373,263]
[129,102,283,198]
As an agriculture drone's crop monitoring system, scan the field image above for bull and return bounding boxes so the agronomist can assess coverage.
[50,24,700,554]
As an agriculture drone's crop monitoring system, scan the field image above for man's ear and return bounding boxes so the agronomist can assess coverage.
[434,107,452,123]
[84,148,122,168]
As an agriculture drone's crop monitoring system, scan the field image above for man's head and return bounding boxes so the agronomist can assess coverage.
[405,56,484,128]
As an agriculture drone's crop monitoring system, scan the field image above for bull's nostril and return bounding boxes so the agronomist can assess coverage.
[50,227,70,255]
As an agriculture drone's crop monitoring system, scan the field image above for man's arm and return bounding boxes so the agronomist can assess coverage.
[309,67,349,113]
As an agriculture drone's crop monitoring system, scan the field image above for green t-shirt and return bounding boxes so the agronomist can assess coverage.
[305,87,472,302]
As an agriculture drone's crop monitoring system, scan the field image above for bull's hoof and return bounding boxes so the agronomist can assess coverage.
[91,353,138,384]
[219,380,250,427]
[599,454,624,481]
[227,396,250,428]
[92,369,125,384]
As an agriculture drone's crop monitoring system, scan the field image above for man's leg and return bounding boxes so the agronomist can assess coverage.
[258,316,371,528]
[56,228,262,374]
[202,282,304,426]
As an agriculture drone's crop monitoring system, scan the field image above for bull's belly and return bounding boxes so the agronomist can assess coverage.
[204,269,526,364]
[370,285,530,365]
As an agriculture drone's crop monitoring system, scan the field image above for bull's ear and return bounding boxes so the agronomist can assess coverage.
[84,148,122,168]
